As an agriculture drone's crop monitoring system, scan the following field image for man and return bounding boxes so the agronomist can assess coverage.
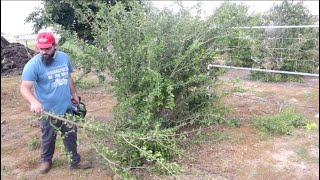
[20,32,92,174]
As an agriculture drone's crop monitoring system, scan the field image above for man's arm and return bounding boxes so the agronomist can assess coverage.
[69,74,79,104]
[20,80,43,114]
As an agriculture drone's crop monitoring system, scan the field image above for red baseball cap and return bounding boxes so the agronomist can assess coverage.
[36,32,56,48]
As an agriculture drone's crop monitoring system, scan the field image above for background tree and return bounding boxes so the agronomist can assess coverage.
[206,1,263,67]
[263,0,316,26]
[250,0,319,81]
[25,0,141,44]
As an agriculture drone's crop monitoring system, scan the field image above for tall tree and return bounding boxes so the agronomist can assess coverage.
[25,0,141,43]
[263,0,316,26]
[206,2,263,67]
[260,0,318,74]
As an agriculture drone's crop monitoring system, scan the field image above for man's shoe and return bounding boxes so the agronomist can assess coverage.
[38,161,52,174]
[70,160,92,170]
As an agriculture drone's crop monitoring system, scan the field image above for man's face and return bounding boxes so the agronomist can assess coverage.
[39,45,56,66]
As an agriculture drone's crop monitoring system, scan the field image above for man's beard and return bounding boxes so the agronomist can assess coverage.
[41,50,55,66]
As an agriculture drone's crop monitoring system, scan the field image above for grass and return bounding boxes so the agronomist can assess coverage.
[225,118,241,128]
[304,91,319,101]
[216,77,248,97]
[186,129,230,144]
[251,107,309,136]
[75,78,101,90]
[250,71,302,82]
[1,76,21,89]
[293,145,319,164]
[1,165,11,180]
[71,70,106,90]
[228,78,247,93]
[27,138,41,150]
[52,158,68,168]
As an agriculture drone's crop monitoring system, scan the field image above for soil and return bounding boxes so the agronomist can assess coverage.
[1,36,37,77]
[1,68,319,179]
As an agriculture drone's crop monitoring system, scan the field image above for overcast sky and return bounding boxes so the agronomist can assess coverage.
[1,1,319,35]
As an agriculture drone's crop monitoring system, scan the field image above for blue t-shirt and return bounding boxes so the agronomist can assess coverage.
[22,51,74,115]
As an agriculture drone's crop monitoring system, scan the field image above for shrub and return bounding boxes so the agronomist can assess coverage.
[252,107,309,136]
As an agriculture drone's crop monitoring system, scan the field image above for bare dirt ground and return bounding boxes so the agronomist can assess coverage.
[1,70,319,180]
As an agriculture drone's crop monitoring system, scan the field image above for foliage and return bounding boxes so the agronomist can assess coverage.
[252,107,309,136]
[29,0,319,177]
[263,0,316,26]
[206,1,263,67]
[25,0,142,43]
[59,1,220,178]
[305,122,318,131]
[203,1,318,81]
[251,0,319,80]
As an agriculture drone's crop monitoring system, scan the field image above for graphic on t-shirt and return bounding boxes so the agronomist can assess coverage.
[46,66,69,88]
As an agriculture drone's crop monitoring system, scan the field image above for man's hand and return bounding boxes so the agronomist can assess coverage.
[30,101,44,114]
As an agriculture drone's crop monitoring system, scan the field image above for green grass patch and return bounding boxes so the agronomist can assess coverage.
[250,71,302,82]
[228,77,247,93]
[252,107,309,136]
[75,79,100,90]
[52,158,68,168]
[225,118,241,128]
[27,138,41,150]
[216,78,248,97]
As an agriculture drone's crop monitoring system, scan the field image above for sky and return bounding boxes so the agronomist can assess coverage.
[1,1,319,35]
[1,1,44,35]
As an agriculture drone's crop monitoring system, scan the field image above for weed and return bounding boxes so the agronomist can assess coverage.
[218,85,247,96]
[251,107,309,136]
[251,89,266,97]
[293,145,319,164]
[75,79,101,90]
[1,165,10,179]
[232,86,247,93]
[250,71,301,82]
[305,122,318,131]
[229,78,247,93]
[230,77,242,84]
[248,170,259,178]
[210,131,230,142]
[304,92,319,101]
[294,145,308,159]
[187,129,230,144]
[226,118,241,128]
[27,138,41,150]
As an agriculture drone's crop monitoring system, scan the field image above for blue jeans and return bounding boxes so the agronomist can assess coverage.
[40,109,81,167]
